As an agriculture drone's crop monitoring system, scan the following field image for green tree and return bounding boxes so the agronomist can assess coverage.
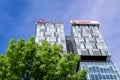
[32,40,86,80]
[0,54,8,80]
[6,36,37,80]
[1,36,86,80]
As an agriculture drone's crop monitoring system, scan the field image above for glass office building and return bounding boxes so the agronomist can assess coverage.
[71,20,110,59]
[70,20,120,80]
[35,19,67,53]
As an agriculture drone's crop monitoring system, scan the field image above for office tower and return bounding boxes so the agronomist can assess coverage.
[35,19,67,53]
[70,20,120,80]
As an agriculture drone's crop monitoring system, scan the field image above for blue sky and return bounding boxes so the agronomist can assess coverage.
[0,0,120,71]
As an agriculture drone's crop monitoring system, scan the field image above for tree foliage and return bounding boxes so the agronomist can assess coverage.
[0,36,86,80]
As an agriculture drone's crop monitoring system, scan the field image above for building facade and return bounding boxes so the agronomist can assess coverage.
[35,19,67,53]
[35,19,120,80]
[70,20,120,80]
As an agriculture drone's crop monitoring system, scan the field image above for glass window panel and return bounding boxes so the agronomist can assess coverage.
[61,39,65,43]
[110,75,113,79]
[73,29,76,33]
[58,37,65,43]
[39,24,44,28]
[89,38,96,43]
[92,33,99,38]
[45,23,54,27]
[55,23,62,27]
[77,49,81,55]
[106,75,109,79]
[79,38,85,43]
[82,33,89,38]
[100,49,109,55]
[61,33,65,37]
[39,32,44,37]
[76,25,79,28]
[55,32,60,37]
[46,37,50,42]
[74,33,79,38]
[96,38,104,43]
[76,44,80,49]
[104,51,109,55]
[85,43,92,49]
[62,44,66,49]
[95,75,99,80]
[37,37,45,42]
[57,38,61,43]
[91,43,97,49]
[92,29,99,33]
[85,38,89,43]
[75,38,79,43]
[80,43,85,49]
[56,27,60,32]
[92,49,101,55]
[80,25,85,28]
[49,28,56,32]
[88,34,92,37]
[98,74,102,79]
[78,29,82,33]
[37,27,40,32]
[96,43,108,49]
[40,28,46,32]
[49,37,56,42]
[81,49,89,55]
[45,32,52,37]
[85,28,92,33]
[91,75,94,80]
[102,75,106,79]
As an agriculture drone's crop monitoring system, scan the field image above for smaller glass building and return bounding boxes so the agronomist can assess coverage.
[80,62,120,80]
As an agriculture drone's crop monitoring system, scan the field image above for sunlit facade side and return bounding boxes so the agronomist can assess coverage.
[35,19,67,53]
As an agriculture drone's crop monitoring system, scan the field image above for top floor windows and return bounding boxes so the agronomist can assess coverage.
[45,23,54,27]
[55,24,64,28]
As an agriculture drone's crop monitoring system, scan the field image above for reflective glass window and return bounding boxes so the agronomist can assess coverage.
[92,33,99,38]
[92,49,101,55]
[45,32,52,37]
[81,49,89,55]
[85,43,92,49]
